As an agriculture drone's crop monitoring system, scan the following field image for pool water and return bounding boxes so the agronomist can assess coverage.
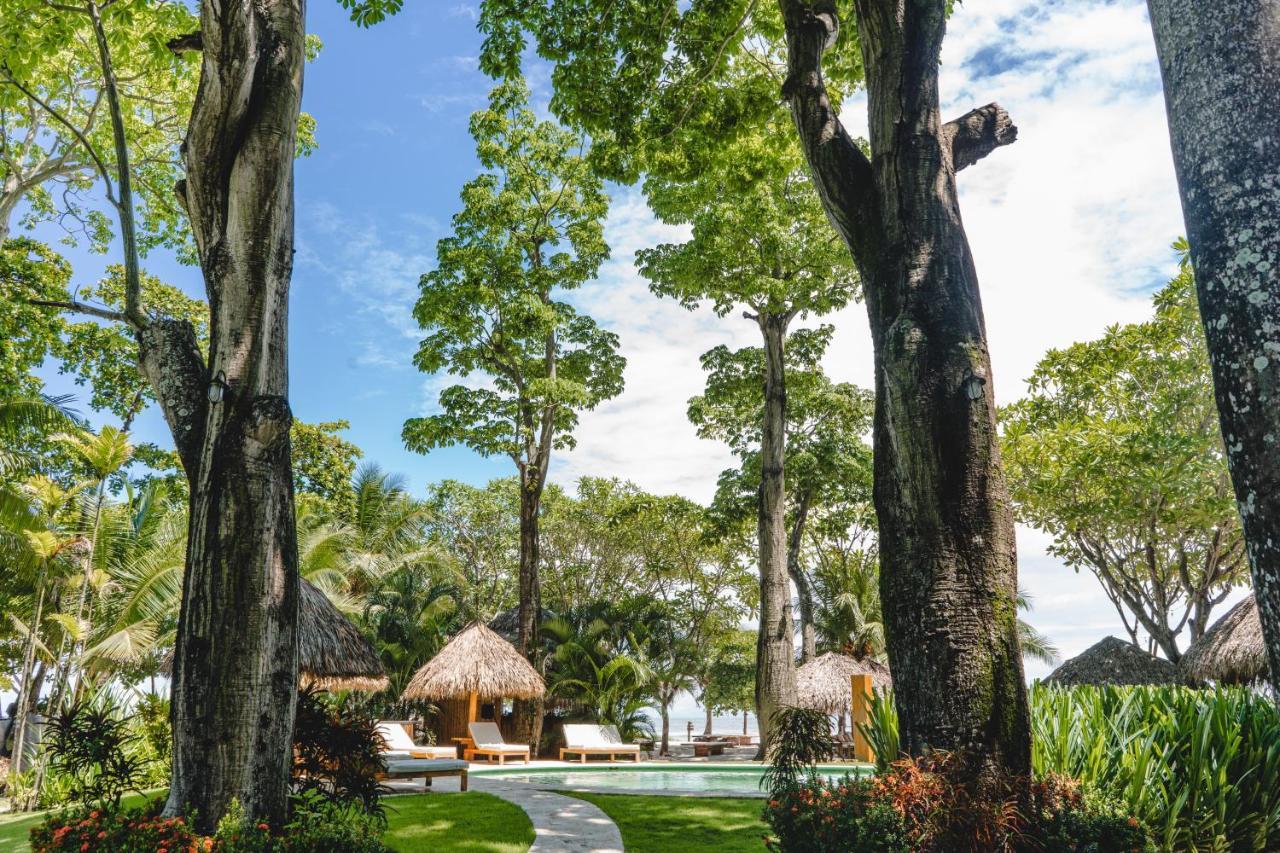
[476,765,869,797]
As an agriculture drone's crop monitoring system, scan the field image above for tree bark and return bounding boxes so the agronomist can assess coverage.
[151,0,305,830]
[659,697,671,756]
[703,693,713,736]
[780,0,1031,780]
[787,491,816,662]
[1146,0,1280,697]
[756,312,797,754]
[512,465,546,754]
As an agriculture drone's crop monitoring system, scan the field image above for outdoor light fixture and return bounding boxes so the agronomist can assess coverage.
[208,370,228,404]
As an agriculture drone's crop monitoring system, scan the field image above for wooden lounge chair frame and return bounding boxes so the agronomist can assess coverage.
[467,721,531,765]
[559,724,642,763]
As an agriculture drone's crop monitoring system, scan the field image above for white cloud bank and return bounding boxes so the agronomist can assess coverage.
[552,0,1196,680]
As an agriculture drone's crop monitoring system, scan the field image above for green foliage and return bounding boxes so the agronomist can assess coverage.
[1002,268,1244,657]
[0,0,200,256]
[292,420,363,516]
[762,705,834,794]
[477,0,865,183]
[41,698,146,811]
[55,268,208,421]
[1031,684,1280,851]
[544,614,656,742]
[702,629,756,717]
[30,802,200,853]
[0,240,70,398]
[857,688,899,774]
[291,689,389,821]
[403,78,623,463]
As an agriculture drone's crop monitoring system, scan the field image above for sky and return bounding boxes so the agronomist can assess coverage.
[24,0,1244,714]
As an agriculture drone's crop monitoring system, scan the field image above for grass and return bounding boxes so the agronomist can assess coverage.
[0,791,532,853]
[383,791,534,852]
[565,792,767,853]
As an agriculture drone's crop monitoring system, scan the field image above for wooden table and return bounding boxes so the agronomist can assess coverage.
[692,740,730,757]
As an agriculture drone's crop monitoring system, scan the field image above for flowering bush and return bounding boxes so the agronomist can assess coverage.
[761,756,1154,853]
[31,797,393,853]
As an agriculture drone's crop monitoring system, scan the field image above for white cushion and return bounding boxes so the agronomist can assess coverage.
[376,722,418,752]
[563,723,638,749]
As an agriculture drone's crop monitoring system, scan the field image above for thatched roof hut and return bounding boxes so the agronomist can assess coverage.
[1044,636,1176,687]
[161,578,388,692]
[1179,594,1270,685]
[795,652,893,714]
[402,622,544,703]
[298,579,388,692]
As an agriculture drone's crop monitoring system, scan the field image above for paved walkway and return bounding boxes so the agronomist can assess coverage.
[472,779,624,853]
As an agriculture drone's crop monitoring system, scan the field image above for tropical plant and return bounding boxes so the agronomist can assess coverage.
[857,689,900,775]
[291,689,389,821]
[543,615,655,742]
[40,696,146,811]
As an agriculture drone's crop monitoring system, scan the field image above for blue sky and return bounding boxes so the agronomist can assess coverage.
[26,0,1245,697]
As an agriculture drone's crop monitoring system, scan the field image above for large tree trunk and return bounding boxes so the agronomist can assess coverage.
[142,0,305,830]
[512,467,545,753]
[756,312,797,755]
[780,0,1030,780]
[1146,0,1280,697]
[787,492,816,662]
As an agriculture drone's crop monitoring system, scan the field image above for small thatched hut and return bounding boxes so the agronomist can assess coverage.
[1044,636,1176,687]
[298,579,389,692]
[161,578,388,692]
[1179,594,1270,686]
[795,652,893,714]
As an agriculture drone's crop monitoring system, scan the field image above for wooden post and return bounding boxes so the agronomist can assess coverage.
[467,691,478,723]
[850,674,875,764]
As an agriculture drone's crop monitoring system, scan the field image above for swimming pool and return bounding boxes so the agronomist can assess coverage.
[473,764,870,797]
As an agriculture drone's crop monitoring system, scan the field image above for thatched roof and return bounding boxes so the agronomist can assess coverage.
[298,578,388,692]
[487,606,552,645]
[1044,636,1176,687]
[1179,594,1270,685]
[402,622,545,702]
[795,652,893,714]
[161,578,388,692]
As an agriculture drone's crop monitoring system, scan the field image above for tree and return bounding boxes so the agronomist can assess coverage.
[2,0,400,828]
[481,0,1032,779]
[291,420,363,518]
[403,79,624,750]
[1002,267,1245,661]
[1145,0,1280,699]
[639,125,858,750]
[0,241,71,399]
[693,326,874,663]
[702,629,757,736]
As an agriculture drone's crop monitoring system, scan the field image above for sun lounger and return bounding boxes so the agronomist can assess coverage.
[467,721,531,765]
[379,754,468,791]
[559,724,642,763]
[376,721,457,759]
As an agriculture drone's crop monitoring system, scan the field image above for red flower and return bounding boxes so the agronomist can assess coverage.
[80,845,90,852]
[258,822,270,831]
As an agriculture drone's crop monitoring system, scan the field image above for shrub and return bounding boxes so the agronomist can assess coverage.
[291,688,388,821]
[30,803,200,853]
[762,753,1154,853]
[856,688,899,773]
[41,699,146,811]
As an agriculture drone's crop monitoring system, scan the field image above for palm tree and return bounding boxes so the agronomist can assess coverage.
[1016,588,1059,666]
[543,616,655,742]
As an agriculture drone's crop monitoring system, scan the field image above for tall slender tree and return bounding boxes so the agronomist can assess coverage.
[481,0,1032,779]
[1146,0,1280,697]
[639,125,857,750]
[404,79,624,750]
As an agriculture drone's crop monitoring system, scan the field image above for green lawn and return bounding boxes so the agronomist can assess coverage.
[383,792,534,852]
[565,792,767,853]
[0,792,532,853]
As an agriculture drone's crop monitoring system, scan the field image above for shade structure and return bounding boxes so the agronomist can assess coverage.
[401,622,545,703]
[795,652,892,714]
[161,578,388,692]
[298,578,389,692]
[1044,636,1176,687]
[1179,594,1270,685]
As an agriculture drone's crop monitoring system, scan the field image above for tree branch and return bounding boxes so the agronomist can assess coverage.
[29,298,134,326]
[137,319,207,475]
[944,103,1018,172]
[166,31,202,54]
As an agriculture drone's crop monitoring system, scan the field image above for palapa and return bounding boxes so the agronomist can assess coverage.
[1044,636,1176,687]
[402,622,544,702]
[1179,594,1270,686]
[795,652,892,714]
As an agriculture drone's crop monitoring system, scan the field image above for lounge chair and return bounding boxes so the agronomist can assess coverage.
[376,721,457,759]
[559,724,642,763]
[467,721,531,765]
[379,754,468,791]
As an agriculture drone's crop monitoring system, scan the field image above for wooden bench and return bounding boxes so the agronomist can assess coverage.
[692,740,731,757]
[380,756,468,791]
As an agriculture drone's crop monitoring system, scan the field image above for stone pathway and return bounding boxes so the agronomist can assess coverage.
[472,779,624,853]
